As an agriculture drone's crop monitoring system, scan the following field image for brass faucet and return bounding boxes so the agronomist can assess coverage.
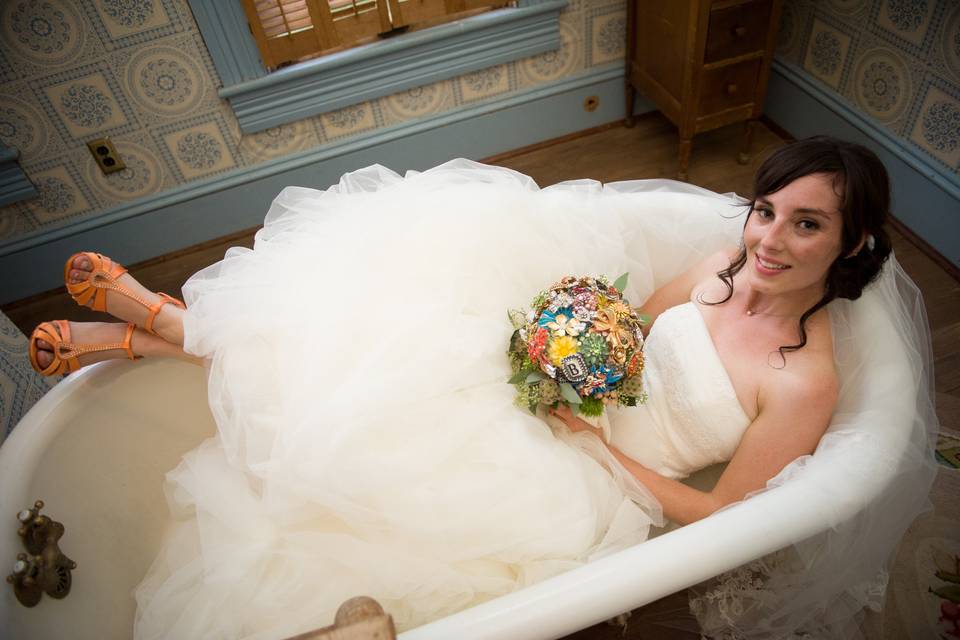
[6,500,76,607]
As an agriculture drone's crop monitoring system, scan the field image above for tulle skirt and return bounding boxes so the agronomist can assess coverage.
[133,160,744,639]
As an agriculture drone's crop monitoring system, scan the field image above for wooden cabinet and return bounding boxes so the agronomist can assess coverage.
[625,0,783,180]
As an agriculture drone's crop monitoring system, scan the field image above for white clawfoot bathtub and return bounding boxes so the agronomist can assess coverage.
[0,263,932,639]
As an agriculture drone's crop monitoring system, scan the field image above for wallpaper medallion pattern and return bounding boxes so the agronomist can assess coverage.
[851,47,910,121]
[0,0,625,246]
[520,22,581,85]
[2,1,87,66]
[126,44,206,116]
[0,94,47,156]
[382,82,450,122]
[0,0,957,254]
[783,0,959,171]
[239,119,318,164]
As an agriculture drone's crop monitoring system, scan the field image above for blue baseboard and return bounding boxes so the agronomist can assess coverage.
[0,64,651,305]
[765,58,960,270]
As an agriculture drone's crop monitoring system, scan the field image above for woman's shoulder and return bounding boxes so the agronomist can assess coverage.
[688,249,740,299]
[699,248,740,281]
[762,313,839,411]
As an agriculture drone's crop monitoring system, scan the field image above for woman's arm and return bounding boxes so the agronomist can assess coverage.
[551,367,837,525]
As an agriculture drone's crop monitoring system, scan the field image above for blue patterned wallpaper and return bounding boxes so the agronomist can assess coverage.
[1,0,956,252]
[0,309,57,444]
[778,0,960,175]
[0,0,626,244]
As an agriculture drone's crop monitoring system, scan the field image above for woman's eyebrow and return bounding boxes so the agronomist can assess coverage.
[755,199,832,217]
[795,207,833,217]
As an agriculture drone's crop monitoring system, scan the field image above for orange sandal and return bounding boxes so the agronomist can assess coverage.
[29,320,139,377]
[64,252,185,335]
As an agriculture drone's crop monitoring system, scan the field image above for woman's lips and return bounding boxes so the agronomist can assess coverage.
[754,253,791,275]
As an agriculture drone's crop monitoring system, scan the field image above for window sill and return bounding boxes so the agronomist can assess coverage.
[216,0,567,134]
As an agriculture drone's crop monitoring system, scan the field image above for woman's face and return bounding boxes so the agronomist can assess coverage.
[742,172,847,299]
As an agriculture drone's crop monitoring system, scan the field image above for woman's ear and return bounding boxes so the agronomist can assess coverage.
[845,234,867,259]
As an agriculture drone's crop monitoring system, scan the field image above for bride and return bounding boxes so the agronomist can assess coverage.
[28,137,928,638]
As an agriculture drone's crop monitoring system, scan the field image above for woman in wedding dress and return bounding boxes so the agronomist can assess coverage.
[28,136,924,639]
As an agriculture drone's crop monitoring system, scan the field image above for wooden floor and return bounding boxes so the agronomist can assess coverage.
[3,112,958,639]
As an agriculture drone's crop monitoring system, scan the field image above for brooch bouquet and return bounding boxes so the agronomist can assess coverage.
[508,273,647,426]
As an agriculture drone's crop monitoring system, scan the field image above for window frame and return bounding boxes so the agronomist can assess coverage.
[188,0,567,134]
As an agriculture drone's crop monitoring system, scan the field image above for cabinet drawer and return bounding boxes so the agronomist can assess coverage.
[705,0,772,63]
[698,59,761,115]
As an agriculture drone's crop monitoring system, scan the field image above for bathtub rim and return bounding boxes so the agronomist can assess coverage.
[0,359,921,640]
[400,447,911,640]
[0,362,108,513]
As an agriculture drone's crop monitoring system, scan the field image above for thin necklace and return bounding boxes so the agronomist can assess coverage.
[695,291,802,318]
[744,307,801,318]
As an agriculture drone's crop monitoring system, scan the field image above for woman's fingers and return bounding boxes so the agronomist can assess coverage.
[549,405,595,434]
[550,405,572,419]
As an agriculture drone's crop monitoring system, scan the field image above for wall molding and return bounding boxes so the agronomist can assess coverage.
[191,0,566,133]
[0,63,645,304]
[224,2,565,133]
[186,0,265,86]
[0,145,37,209]
[766,58,960,269]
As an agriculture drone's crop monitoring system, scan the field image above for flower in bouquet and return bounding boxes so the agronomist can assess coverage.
[508,273,648,417]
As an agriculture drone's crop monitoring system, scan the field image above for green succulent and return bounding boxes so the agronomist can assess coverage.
[579,334,609,366]
[579,396,604,417]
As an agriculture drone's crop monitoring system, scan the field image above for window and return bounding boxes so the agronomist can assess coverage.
[189,0,566,133]
[244,0,512,70]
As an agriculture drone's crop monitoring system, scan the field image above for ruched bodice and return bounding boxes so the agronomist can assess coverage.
[609,302,751,479]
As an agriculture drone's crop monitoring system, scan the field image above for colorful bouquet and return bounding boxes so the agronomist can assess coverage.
[508,273,647,419]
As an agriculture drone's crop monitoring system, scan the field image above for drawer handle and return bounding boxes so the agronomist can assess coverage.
[724,83,738,96]
[732,25,747,38]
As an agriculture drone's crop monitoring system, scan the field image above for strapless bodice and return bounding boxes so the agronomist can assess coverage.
[608,302,751,479]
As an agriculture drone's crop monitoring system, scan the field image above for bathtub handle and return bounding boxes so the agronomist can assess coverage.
[5,500,76,608]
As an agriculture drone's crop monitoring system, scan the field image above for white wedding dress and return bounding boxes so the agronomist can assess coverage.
[132,161,754,639]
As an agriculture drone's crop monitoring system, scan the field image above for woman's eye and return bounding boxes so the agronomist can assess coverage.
[798,219,820,231]
[754,206,773,218]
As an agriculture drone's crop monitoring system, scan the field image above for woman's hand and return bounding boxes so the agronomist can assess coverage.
[548,404,603,437]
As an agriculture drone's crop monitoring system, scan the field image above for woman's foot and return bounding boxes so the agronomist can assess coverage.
[66,253,185,346]
[30,321,199,375]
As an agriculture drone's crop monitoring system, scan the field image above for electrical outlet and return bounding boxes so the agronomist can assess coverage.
[87,137,126,175]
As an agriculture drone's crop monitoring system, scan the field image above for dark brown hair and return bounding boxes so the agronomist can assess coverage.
[707,136,892,357]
